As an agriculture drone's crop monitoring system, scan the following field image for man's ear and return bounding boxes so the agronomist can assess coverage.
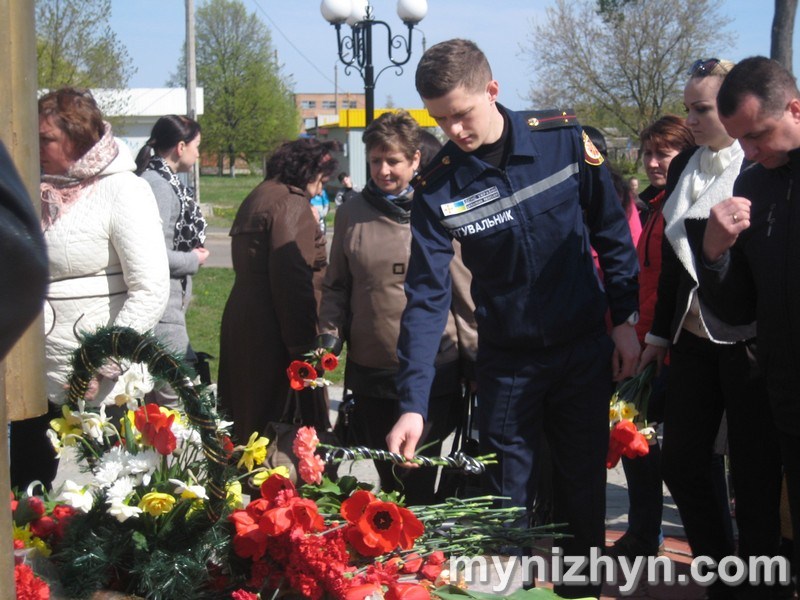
[486,80,499,103]
[788,97,800,123]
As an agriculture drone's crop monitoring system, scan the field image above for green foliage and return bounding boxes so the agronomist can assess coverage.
[53,491,234,599]
[524,0,733,140]
[36,0,134,89]
[184,0,299,171]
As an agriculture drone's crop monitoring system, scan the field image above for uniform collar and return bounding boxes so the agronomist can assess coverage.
[449,104,538,191]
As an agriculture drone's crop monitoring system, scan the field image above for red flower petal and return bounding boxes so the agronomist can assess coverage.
[340,490,376,523]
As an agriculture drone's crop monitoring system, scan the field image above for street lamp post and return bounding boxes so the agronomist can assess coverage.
[320,0,428,126]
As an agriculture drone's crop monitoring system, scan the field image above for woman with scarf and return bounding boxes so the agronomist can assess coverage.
[318,111,477,504]
[639,60,784,599]
[135,116,208,379]
[10,88,169,490]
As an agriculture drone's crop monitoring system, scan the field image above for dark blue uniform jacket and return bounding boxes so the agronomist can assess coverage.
[396,106,639,417]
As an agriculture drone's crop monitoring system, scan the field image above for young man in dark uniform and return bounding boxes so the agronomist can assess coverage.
[387,39,640,598]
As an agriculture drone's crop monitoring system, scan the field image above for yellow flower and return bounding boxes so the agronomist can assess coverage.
[251,466,291,487]
[237,431,270,472]
[120,410,141,443]
[608,402,621,423]
[30,536,52,558]
[50,405,83,442]
[620,401,639,421]
[13,523,32,546]
[138,492,176,517]
[226,480,243,508]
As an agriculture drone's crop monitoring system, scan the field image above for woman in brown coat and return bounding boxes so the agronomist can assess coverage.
[218,138,337,443]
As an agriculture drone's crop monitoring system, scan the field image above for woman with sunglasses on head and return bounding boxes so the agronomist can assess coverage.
[639,59,784,599]
[135,116,208,393]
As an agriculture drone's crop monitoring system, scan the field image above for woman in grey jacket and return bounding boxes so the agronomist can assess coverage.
[136,116,209,369]
[319,111,477,504]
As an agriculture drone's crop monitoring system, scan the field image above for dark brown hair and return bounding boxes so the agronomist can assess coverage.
[135,115,201,174]
[362,110,421,160]
[265,138,338,189]
[415,39,492,100]
[38,87,105,159]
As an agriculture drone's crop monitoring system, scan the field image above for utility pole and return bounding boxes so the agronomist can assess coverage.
[186,0,200,200]
[0,2,47,597]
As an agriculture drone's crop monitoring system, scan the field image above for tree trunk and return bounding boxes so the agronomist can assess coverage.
[772,0,798,73]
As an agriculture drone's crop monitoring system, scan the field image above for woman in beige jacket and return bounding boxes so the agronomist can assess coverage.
[319,111,477,504]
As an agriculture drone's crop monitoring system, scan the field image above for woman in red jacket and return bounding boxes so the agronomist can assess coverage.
[610,115,694,560]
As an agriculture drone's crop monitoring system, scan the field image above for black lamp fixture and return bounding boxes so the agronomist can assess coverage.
[320,0,428,126]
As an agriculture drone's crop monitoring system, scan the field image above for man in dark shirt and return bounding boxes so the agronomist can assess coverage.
[699,55,800,583]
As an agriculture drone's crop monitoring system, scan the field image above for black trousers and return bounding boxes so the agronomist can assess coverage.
[662,332,783,599]
[10,402,60,492]
[350,390,460,506]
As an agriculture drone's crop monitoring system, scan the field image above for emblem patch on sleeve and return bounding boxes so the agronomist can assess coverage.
[582,131,604,166]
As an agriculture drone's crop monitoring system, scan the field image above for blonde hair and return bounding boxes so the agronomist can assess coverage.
[690,58,735,80]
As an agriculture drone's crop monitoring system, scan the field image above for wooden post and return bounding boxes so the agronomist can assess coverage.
[0,1,47,597]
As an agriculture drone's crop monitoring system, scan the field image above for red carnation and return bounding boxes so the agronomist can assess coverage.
[14,563,50,600]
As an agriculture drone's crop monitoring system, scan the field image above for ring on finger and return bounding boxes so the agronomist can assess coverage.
[732,212,739,223]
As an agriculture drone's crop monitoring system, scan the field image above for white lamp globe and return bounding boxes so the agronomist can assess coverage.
[347,0,369,25]
[320,0,352,24]
[396,0,427,24]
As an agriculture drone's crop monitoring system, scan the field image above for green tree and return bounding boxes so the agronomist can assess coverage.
[181,0,298,176]
[36,0,134,89]
[522,0,734,141]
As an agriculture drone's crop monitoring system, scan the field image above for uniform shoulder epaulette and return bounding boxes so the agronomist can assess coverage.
[412,150,455,191]
[520,108,579,131]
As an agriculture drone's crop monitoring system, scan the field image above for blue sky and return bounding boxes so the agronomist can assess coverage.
[111,1,793,112]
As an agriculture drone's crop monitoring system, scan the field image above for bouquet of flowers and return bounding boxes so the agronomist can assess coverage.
[606,363,657,468]
[34,327,269,599]
[226,426,566,600]
[11,327,566,599]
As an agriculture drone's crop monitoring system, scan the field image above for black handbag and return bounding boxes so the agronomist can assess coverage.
[263,389,339,484]
[332,391,358,447]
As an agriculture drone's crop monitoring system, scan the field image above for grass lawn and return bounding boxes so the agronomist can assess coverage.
[186,266,346,385]
[198,174,339,230]
[198,175,262,228]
